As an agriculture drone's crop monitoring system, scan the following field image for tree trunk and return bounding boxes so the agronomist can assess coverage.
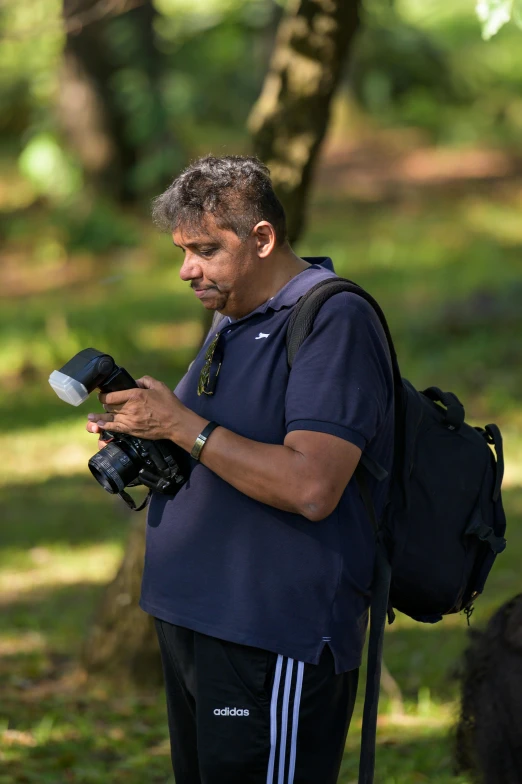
[59,0,175,202]
[248,0,361,243]
[81,514,163,685]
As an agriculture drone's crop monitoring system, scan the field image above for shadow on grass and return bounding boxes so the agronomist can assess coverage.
[0,581,111,658]
[0,474,139,551]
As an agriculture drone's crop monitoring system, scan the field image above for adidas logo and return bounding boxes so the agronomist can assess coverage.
[213,707,250,717]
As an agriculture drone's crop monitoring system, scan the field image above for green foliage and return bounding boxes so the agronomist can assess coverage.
[349,0,522,144]
[0,0,271,204]
[155,5,270,139]
[476,0,522,39]
[351,21,464,111]
[56,202,141,255]
[0,0,63,137]
[18,134,82,200]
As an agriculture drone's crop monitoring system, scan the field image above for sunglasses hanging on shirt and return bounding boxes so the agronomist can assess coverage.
[197,332,224,396]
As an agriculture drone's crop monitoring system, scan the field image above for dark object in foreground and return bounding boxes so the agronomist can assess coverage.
[49,348,189,510]
[455,594,522,784]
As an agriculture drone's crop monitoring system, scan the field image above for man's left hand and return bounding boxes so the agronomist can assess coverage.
[86,376,188,442]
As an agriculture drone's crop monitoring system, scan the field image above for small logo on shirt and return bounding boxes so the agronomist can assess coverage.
[213,707,250,717]
[255,333,270,340]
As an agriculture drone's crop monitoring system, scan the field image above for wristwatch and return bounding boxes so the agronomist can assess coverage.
[190,421,220,461]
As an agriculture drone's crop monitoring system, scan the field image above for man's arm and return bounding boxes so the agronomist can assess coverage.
[87,378,361,522]
[178,412,362,522]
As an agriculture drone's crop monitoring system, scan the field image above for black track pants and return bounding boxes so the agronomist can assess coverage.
[154,618,359,784]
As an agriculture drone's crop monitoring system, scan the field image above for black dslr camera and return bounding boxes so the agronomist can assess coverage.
[49,348,189,510]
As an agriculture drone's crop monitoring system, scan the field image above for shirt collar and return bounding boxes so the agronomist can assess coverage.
[224,257,336,326]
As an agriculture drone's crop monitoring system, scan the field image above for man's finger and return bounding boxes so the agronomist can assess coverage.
[98,389,141,406]
[96,419,124,433]
[88,413,114,425]
[103,403,123,414]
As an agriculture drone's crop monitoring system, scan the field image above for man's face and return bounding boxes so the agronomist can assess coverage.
[173,213,264,318]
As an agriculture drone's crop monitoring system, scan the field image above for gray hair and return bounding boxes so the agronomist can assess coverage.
[151,155,287,245]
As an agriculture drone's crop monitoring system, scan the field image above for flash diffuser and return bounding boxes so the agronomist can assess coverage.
[49,370,89,406]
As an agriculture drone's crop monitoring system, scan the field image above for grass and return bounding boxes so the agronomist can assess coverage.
[1,158,522,782]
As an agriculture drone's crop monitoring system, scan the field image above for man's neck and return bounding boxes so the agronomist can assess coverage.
[264,249,311,300]
[226,248,312,320]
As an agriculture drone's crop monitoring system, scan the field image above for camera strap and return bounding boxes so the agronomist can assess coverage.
[118,488,152,512]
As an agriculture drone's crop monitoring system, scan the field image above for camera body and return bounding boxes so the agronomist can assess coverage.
[49,348,189,508]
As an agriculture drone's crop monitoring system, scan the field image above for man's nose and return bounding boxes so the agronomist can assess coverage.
[179,253,203,282]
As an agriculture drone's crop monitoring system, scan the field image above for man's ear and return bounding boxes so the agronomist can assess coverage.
[252,221,276,258]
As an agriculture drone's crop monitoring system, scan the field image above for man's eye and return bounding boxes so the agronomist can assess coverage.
[200,248,216,257]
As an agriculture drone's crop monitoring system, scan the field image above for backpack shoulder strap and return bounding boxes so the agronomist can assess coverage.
[286,276,396,784]
[286,277,402,388]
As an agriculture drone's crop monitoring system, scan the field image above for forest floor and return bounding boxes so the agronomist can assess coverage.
[1,131,522,783]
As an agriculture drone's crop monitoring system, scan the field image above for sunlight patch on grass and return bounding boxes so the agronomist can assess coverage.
[0,544,122,602]
[0,714,84,754]
[342,698,461,783]
[464,196,522,245]
[1,729,37,748]
[0,631,45,656]
[502,424,522,487]
[353,698,456,734]
[0,419,100,486]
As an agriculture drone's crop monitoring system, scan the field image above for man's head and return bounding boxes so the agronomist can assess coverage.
[152,156,296,319]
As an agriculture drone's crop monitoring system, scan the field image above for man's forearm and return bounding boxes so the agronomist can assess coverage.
[171,410,322,520]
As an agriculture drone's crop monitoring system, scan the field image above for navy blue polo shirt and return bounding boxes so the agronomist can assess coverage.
[140,258,394,673]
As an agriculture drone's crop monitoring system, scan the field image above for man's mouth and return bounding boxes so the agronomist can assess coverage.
[193,286,216,299]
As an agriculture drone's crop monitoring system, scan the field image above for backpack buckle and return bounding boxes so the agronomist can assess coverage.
[466,514,506,554]
[422,386,465,430]
[480,529,507,554]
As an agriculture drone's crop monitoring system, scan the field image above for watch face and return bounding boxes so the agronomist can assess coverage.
[190,435,205,460]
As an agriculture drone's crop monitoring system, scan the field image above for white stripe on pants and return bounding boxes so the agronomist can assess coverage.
[266,655,305,784]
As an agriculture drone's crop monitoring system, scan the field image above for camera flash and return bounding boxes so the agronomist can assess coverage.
[49,370,89,406]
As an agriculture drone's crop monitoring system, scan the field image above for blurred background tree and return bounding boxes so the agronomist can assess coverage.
[249,0,360,242]
[60,0,177,203]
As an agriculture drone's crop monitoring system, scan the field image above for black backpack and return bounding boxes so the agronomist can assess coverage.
[285,277,507,784]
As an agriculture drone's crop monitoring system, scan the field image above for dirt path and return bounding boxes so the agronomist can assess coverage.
[316,129,522,200]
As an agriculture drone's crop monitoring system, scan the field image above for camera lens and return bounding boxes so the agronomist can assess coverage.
[88,441,140,494]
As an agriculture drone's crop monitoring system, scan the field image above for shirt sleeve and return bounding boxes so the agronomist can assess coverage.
[285,292,393,450]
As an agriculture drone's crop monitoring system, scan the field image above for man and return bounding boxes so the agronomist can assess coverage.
[86,155,394,783]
